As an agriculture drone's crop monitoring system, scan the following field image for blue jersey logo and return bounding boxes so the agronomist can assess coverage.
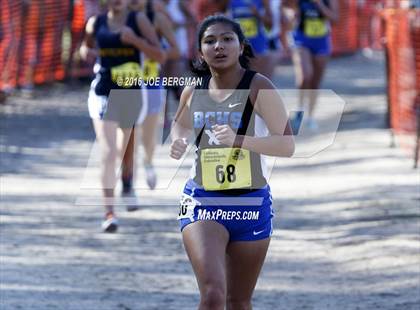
[193,111,243,129]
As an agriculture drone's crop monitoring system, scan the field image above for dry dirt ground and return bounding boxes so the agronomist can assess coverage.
[1,52,419,309]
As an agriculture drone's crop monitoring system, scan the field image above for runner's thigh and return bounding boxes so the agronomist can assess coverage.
[182,220,229,292]
[226,238,270,302]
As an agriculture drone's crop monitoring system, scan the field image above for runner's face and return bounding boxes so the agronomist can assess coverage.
[109,0,128,11]
[200,23,243,71]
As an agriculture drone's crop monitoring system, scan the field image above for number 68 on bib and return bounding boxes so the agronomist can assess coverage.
[200,148,252,191]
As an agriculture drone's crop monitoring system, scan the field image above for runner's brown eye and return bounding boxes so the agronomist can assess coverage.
[204,38,215,44]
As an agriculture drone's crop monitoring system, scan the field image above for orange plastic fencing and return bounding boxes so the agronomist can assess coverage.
[67,0,102,78]
[383,8,419,135]
[357,0,385,50]
[330,0,385,55]
[0,0,414,90]
[330,0,359,55]
[0,0,96,90]
[411,12,420,111]
[0,1,70,89]
[0,1,23,90]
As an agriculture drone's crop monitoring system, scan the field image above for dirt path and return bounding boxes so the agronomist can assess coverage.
[1,52,419,310]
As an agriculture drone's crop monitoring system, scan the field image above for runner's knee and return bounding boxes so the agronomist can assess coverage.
[102,146,117,164]
[226,297,252,310]
[298,75,313,89]
[303,68,314,83]
[200,284,225,309]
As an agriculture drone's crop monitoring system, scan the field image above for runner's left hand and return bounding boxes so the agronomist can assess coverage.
[213,125,236,146]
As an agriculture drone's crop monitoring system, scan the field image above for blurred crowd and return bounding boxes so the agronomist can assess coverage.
[2,0,415,104]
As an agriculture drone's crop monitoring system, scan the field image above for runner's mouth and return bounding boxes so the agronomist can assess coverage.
[215,54,227,60]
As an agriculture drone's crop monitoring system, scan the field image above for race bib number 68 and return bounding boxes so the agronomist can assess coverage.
[201,148,252,191]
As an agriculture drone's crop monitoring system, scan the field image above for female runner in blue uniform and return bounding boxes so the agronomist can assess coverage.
[170,15,294,310]
[229,0,273,78]
[282,0,338,131]
[80,0,166,232]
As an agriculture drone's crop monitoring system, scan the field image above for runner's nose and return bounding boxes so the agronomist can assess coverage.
[214,39,225,51]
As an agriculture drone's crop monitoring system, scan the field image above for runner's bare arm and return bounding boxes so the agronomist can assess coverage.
[170,87,194,159]
[280,0,295,32]
[281,0,298,27]
[313,0,339,23]
[80,16,98,62]
[156,12,181,60]
[153,0,170,19]
[171,86,194,139]
[130,12,166,63]
[179,0,197,26]
[237,74,295,157]
[250,0,273,29]
[261,0,273,29]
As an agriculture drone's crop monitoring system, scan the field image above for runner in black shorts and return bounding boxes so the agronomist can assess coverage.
[170,15,294,309]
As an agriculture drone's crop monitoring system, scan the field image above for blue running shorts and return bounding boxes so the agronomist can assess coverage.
[178,179,274,242]
[293,30,331,56]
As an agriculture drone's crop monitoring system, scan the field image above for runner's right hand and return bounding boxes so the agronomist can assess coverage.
[170,138,188,160]
[120,26,138,46]
[79,45,98,63]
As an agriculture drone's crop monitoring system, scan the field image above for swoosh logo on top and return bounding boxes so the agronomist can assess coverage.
[228,102,242,108]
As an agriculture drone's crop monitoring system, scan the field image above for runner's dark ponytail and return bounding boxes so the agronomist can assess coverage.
[191,15,255,77]
[239,41,254,71]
